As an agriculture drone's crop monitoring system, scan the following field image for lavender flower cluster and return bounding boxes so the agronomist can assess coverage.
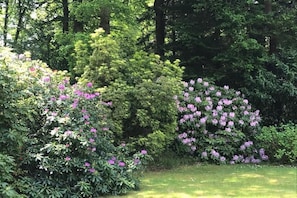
[39,76,149,174]
[175,78,268,164]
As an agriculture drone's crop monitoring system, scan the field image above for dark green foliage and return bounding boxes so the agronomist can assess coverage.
[0,154,24,198]
[256,123,297,164]
[165,0,297,125]
[148,149,196,170]
[242,48,297,124]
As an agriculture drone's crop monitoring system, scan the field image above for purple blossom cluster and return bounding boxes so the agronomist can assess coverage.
[42,81,115,174]
[107,149,148,167]
[176,78,267,164]
[107,157,126,167]
[178,132,197,151]
[83,162,96,173]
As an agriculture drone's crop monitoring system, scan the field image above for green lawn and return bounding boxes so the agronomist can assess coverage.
[109,164,296,198]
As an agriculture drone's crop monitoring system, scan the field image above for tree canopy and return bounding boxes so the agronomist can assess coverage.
[1,0,297,124]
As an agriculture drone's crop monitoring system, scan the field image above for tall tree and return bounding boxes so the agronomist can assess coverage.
[99,6,110,34]
[3,0,10,46]
[73,0,84,32]
[264,0,277,54]
[14,0,27,45]
[62,0,69,33]
[154,0,165,56]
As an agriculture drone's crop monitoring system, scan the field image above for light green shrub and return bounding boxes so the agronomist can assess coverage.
[75,29,184,157]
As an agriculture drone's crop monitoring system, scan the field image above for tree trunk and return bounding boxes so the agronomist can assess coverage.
[73,0,83,32]
[154,0,166,57]
[14,0,26,45]
[99,7,110,34]
[169,0,176,57]
[264,0,277,54]
[3,0,9,46]
[264,0,272,13]
[62,0,69,33]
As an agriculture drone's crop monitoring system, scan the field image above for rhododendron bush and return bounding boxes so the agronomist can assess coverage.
[175,78,268,164]
[21,79,149,197]
[0,47,150,197]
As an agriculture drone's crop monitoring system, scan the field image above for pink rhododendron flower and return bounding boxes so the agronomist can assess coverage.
[229,112,235,118]
[58,84,65,91]
[203,82,209,86]
[141,150,147,155]
[195,97,202,103]
[65,156,71,161]
[202,151,207,157]
[90,128,97,133]
[108,160,115,165]
[87,82,93,87]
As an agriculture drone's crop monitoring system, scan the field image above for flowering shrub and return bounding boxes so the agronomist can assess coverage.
[0,47,66,158]
[0,47,66,196]
[1,47,150,197]
[175,78,268,164]
[20,78,150,197]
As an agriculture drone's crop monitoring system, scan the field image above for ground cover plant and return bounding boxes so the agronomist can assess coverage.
[107,164,297,198]
[175,78,268,164]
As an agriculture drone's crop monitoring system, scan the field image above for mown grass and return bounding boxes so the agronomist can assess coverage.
[108,164,296,198]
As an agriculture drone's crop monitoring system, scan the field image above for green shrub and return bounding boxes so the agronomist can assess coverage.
[75,29,184,157]
[175,78,268,164]
[256,123,297,164]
